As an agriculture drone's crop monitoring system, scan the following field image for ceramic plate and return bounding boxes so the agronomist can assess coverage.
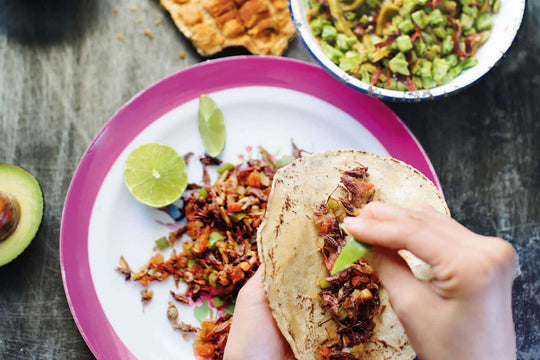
[60,56,442,360]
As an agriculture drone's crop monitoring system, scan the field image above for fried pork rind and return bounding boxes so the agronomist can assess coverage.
[160,0,296,56]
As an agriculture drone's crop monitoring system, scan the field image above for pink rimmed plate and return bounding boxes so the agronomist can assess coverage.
[60,56,442,360]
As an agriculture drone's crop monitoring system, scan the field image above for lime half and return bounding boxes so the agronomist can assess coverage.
[124,143,187,208]
[198,94,225,158]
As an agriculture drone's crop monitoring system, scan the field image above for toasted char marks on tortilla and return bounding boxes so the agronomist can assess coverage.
[256,150,450,360]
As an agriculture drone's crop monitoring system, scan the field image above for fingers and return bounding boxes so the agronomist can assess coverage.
[235,267,266,306]
[344,202,465,268]
[366,247,434,319]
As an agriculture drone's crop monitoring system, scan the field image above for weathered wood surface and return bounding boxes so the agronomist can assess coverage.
[0,0,538,359]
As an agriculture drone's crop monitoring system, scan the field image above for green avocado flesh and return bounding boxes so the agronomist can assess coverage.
[0,165,43,267]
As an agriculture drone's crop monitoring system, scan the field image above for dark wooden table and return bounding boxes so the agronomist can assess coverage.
[0,0,538,359]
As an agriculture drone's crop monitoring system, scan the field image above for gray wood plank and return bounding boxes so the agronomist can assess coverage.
[0,0,537,359]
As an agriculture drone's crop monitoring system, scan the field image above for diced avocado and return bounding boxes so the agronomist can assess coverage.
[389,55,410,76]
[441,35,454,55]
[322,25,338,43]
[0,165,44,267]
[428,9,445,26]
[411,10,429,29]
[321,42,344,63]
[395,35,413,52]
[398,19,415,34]
[446,54,458,67]
[339,52,362,72]
[433,58,449,82]
[462,56,479,69]
[310,17,331,36]
[422,76,437,89]
[336,34,352,52]
[476,13,493,31]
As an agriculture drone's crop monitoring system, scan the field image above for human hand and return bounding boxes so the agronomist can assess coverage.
[224,267,294,360]
[344,202,516,360]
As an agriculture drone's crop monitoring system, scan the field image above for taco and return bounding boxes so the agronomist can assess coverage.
[256,150,450,360]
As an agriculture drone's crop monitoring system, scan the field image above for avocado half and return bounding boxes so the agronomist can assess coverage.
[0,165,44,267]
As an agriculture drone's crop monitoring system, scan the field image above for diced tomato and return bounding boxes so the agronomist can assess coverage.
[194,341,214,358]
[246,172,261,188]
[319,345,333,359]
[193,237,208,254]
[358,181,375,197]
[190,264,203,275]
[227,202,242,212]
[230,268,245,283]
[150,253,164,265]
[137,277,152,287]
[201,320,216,332]
[315,214,336,234]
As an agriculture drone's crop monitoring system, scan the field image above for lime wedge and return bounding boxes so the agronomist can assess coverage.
[331,236,372,275]
[198,94,225,158]
[124,143,187,208]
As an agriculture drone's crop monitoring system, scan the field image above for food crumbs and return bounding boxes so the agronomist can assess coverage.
[182,333,190,340]
[117,34,125,41]
[131,5,138,11]
[141,289,153,309]
[144,29,153,38]
[156,18,163,25]
[178,51,186,59]
[136,18,142,24]
[113,6,118,13]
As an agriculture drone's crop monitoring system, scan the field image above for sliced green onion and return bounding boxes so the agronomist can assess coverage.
[147,268,156,276]
[217,163,235,175]
[199,187,208,199]
[318,278,331,289]
[276,155,294,168]
[229,212,246,223]
[224,303,235,315]
[155,236,170,250]
[208,272,217,287]
[208,231,224,249]
[211,297,226,308]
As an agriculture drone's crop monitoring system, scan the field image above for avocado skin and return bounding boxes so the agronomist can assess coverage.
[0,164,44,267]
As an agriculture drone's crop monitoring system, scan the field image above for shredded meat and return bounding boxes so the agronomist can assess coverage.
[315,166,381,357]
[115,256,132,281]
[183,152,194,164]
[131,158,276,304]
[193,314,233,360]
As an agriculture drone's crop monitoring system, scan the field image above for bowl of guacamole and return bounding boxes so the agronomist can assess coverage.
[290,0,525,101]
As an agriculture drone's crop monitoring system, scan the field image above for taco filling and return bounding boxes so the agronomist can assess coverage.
[314,166,381,359]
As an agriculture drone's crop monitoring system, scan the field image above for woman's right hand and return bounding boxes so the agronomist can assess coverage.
[344,202,516,360]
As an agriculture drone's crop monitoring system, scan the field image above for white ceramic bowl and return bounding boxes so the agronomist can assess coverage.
[289,0,526,102]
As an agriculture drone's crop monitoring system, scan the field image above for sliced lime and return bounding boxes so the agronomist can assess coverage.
[331,236,372,275]
[198,94,225,158]
[124,143,187,208]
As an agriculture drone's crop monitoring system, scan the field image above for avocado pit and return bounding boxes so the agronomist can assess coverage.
[0,190,21,242]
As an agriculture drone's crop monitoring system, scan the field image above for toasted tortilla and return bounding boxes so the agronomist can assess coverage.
[257,150,450,360]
